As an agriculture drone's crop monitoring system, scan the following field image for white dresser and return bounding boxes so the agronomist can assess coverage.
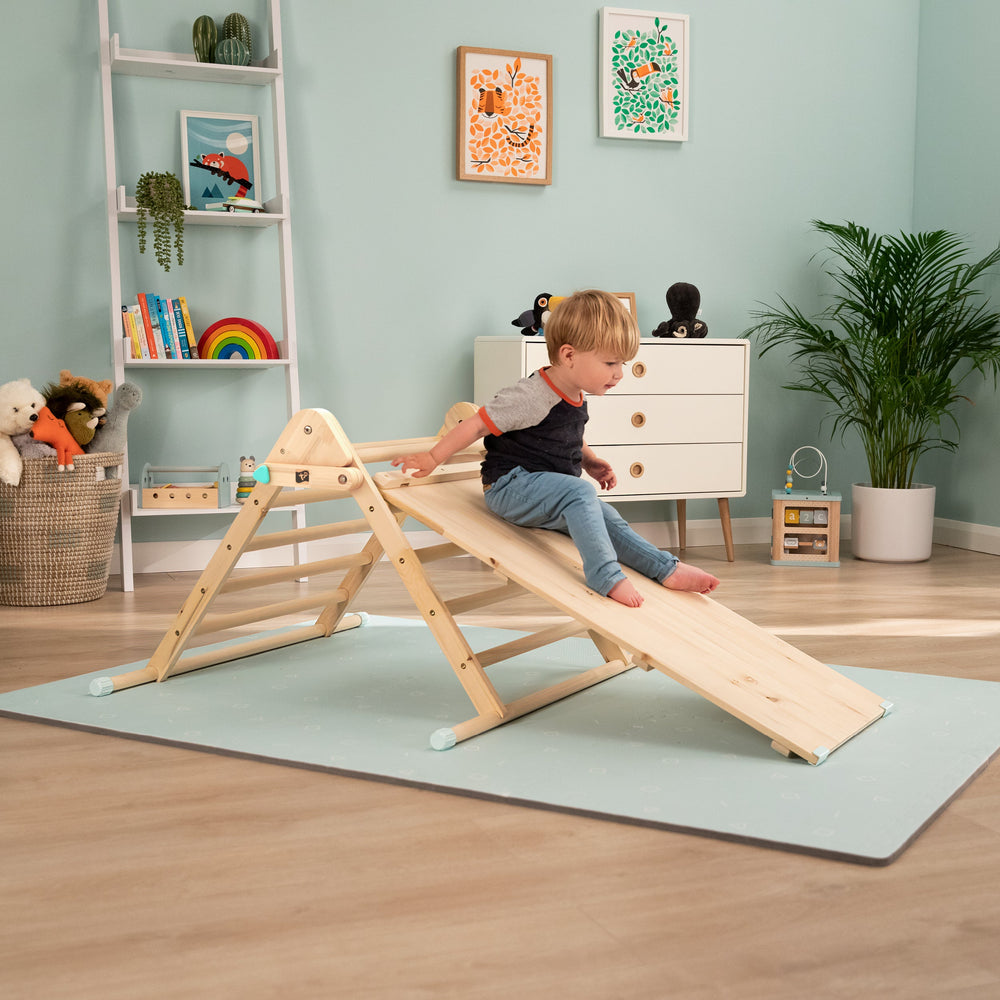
[473,336,750,559]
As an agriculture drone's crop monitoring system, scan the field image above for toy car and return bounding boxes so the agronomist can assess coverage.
[222,197,264,214]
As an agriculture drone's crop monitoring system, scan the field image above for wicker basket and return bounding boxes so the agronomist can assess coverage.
[0,452,124,606]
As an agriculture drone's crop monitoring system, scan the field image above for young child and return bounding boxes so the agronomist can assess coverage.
[392,289,720,606]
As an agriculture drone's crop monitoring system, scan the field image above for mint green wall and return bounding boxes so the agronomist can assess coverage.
[9,0,967,550]
[912,0,1000,526]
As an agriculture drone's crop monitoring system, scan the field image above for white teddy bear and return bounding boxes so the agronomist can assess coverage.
[0,378,47,486]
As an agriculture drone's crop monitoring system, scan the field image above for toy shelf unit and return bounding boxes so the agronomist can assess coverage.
[770,490,841,567]
[474,337,750,560]
[97,0,304,591]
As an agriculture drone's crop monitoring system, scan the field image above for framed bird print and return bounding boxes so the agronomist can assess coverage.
[599,8,689,141]
[456,46,553,185]
[180,110,261,211]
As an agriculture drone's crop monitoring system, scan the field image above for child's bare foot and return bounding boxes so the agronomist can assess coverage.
[608,578,644,607]
[663,562,720,595]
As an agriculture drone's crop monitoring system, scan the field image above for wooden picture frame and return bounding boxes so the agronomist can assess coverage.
[616,292,637,316]
[599,8,689,142]
[180,110,261,211]
[457,46,552,185]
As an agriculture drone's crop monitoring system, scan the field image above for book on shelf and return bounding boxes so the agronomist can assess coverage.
[130,292,202,360]
[156,296,187,359]
[177,296,199,358]
[135,292,159,359]
[121,305,145,360]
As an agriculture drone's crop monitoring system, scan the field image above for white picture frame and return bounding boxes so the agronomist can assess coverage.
[599,7,690,142]
[180,110,261,211]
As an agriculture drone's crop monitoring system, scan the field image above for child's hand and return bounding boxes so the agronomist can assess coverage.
[583,455,617,490]
[391,451,438,478]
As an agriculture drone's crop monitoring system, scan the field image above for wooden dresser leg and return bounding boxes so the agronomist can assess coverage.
[676,499,686,550]
[717,497,735,561]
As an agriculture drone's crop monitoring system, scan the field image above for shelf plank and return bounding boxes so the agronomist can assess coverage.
[110,35,279,85]
[124,359,291,370]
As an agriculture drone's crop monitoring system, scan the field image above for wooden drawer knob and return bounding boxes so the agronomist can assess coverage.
[631,361,647,378]
[629,462,645,479]
[630,411,646,428]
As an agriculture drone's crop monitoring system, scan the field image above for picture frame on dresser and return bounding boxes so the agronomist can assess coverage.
[181,110,261,211]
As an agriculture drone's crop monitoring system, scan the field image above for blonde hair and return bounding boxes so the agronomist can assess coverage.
[544,289,640,364]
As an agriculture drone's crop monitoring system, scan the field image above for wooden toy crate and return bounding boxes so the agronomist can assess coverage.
[771,490,841,567]
[138,463,231,509]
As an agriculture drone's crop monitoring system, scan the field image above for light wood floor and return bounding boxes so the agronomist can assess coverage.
[2,542,999,999]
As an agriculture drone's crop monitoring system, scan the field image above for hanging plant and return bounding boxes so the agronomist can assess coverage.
[135,171,186,272]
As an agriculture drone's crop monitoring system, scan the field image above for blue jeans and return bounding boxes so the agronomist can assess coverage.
[483,467,678,596]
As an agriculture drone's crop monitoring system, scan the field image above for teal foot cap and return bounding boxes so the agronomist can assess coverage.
[253,464,271,484]
[430,728,457,751]
[89,677,114,697]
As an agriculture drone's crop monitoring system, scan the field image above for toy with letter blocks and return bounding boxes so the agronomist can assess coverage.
[139,462,231,509]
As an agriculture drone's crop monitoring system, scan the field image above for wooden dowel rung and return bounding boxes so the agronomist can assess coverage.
[269,488,356,507]
[476,621,586,668]
[447,657,634,743]
[414,542,466,564]
[444,581,525,617]
[244,518,370,552]
[196,588,349,634]
[221,552,373,594]
[355,437,438,463]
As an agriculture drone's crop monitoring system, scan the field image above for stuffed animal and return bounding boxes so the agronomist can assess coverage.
[58,370,113,412]
[0,378,47,485]
[31,405,84,471]
[652,282,709,338]
[44,382,105,447]
[511,293,554,336]
[236,455,256,504]
[89,381,142,454]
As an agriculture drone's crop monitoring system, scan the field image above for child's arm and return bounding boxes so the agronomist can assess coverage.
[391,411,489,478]
[582,443,617,491]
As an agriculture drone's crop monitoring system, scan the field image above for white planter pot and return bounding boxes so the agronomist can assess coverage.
[851,483,936,562]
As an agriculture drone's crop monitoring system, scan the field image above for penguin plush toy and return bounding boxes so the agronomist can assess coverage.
[652,282,708,338]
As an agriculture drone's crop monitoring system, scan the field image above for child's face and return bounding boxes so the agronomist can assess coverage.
[561,348,625,396]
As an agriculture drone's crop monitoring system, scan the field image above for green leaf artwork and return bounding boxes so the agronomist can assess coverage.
[611,18,682,136]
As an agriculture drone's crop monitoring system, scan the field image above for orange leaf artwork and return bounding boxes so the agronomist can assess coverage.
[457,47,552,184]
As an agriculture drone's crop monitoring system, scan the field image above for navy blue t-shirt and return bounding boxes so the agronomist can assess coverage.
[478,368,588,486]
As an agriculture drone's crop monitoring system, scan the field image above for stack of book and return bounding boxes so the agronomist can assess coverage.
[121,294,199,360]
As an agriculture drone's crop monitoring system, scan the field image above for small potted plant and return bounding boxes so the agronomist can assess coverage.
[744,219,1000,561]
[135,171,186,272]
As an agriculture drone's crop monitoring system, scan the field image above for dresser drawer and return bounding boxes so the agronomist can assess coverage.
[523,340,747,395]
[595,443,746,498]
[586,394,745,446]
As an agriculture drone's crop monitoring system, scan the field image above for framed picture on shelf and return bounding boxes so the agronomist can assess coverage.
[180,110,261,211]
[456,45,552,185]
[599,8,689,142]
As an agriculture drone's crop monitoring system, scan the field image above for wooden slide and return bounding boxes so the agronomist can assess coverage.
[90,407,890,764]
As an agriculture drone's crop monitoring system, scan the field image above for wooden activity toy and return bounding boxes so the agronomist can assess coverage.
[90,405,891,764]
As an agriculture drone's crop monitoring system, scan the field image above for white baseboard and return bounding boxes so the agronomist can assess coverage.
[115,514,1000,577]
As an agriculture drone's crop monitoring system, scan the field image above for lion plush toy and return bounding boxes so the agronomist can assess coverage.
[652,282,709,338]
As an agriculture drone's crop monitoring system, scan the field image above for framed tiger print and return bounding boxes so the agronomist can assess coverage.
[456,46,553,185]
[599,8,689,141]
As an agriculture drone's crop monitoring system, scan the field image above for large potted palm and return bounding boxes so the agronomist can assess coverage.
[745,220,1000,562]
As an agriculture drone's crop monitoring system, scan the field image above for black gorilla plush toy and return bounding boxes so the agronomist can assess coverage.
[652,282,708,338]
